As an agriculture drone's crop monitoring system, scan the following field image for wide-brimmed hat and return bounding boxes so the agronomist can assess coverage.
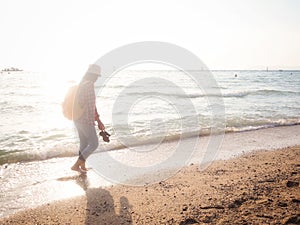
[86,64,101,77]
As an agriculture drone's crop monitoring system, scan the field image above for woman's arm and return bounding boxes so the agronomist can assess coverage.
[95,107,105,130]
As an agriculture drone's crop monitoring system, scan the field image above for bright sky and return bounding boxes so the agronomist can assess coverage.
[1,0,299,77]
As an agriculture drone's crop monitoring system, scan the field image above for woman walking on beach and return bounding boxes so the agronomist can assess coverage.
[71,64,105,173]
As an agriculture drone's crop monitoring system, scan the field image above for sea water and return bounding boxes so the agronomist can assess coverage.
[0,70,299,165]
[0,69,300,217]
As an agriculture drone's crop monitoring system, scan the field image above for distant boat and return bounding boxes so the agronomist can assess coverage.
[278,69,283,72]
[1,67,23,72]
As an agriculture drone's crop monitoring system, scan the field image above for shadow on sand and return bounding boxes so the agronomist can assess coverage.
[73,173,133,225]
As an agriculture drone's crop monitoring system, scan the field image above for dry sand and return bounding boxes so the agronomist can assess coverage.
[1,146,299,225]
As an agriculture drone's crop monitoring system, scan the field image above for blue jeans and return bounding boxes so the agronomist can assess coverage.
[74,122,99,161]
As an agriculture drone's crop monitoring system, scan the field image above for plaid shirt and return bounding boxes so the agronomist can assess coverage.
[76,81,96,126]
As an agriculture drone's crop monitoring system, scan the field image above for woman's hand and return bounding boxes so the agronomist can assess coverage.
[97,121,105,131]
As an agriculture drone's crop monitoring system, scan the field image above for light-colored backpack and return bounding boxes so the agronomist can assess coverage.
[62,84,85,120]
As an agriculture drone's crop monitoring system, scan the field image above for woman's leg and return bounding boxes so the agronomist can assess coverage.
[75,123,88,161]
[79,124,99,160]
[72,122,89,172]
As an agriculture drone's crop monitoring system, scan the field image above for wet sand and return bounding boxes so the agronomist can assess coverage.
[1,146,299,225]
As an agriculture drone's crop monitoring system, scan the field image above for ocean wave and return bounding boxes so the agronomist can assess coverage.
[38,134,69,141]
[226,118,300,132]
[1,118,299,165]
[0,144,78,165]
[1,104,36,112]
[222,89,299,98]
[123,89,299,99]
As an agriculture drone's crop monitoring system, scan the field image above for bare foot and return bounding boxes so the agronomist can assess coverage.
[80,162,88,172]
[71,165,86,173]
[80,166,88,172]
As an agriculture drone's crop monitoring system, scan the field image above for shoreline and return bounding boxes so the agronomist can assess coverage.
[0,124,300,219]
[1,146,299,224]
[1,123,300,166]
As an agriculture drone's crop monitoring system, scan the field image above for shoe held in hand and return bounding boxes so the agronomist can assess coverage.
[99,130,110,142]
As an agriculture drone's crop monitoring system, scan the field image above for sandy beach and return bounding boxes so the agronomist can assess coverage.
[1,145,299,225]
[1,0,300,224]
